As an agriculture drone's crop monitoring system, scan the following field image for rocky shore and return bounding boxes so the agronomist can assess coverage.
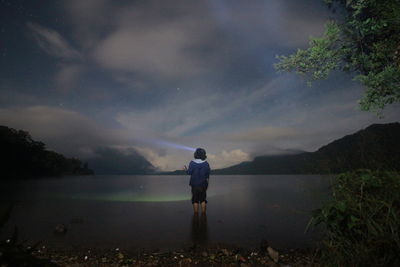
[15,243,318,267]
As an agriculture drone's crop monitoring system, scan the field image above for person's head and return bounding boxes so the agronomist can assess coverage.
[194,148,207,160]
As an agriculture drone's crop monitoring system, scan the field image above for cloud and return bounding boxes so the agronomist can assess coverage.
[55,64,85,92]
[56,0,331,88]
[134,146,170,170]
[92,14,212,80]
[0,106,120,156]
[226,126,300,142]
[28,22,86,91]
[206,0,329,48]
[267,0,330,48]
[93,27,201,79]
[61,0,115,48]
[27,22,81,60]
[114,75,290,142]
[208,149,251,169]
[0,89,39,107]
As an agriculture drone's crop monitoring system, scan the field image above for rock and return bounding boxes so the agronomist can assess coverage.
[267,246,279,263]
[221,248,231,256]
[54,224,67,234]
[179,258,192,266]
[236,254,246,262]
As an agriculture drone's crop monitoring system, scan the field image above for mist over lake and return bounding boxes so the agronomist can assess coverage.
[0,175,331,251]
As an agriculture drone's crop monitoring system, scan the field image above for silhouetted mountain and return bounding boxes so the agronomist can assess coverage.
[213,123,400,174]
[88,147,155,175]
[0,125,94,178]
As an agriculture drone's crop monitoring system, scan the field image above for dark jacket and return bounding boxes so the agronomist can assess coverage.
[187,160,210,187]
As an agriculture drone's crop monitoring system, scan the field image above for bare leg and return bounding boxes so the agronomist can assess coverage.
[193,203,199,214]
[200,201,206,214]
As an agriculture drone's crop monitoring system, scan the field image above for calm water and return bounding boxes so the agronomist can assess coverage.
[0,175,332,251]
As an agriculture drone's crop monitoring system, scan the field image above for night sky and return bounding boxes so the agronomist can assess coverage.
[1,0,399,171]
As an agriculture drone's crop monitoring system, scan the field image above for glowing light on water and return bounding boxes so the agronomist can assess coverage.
[52,191,216,203]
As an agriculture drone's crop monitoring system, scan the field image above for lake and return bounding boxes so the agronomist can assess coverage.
[0,175,332,252]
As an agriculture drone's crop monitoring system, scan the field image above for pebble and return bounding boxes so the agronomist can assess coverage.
[236,254,246,262]
[54,224,67,234]
[267,246,279,263]
[221,248,230,256]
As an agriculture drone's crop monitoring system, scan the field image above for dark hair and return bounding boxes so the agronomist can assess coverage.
[194,148,207,160]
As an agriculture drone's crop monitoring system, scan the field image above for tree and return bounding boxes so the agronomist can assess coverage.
[275,0,400,112]
[0,125,94,178]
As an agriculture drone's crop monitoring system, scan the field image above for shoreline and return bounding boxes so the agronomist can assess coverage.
[4,241,320,266]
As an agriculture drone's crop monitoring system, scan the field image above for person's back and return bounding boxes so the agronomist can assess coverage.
[185,148,210,214]
[188,159,210,187]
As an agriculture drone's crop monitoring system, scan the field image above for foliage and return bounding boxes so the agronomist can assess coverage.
[0,125,94,178]
[275,0,400,112]
[309,169,400,266]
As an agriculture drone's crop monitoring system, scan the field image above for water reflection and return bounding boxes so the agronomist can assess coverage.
[0,175,331,250]
[191,214,208,245]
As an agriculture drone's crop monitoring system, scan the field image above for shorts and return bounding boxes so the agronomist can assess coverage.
[191,186,207,204]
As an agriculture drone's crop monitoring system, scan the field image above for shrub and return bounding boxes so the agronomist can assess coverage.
[309,169,400,266]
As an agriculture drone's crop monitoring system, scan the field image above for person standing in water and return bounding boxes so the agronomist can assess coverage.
[185,148,210,214]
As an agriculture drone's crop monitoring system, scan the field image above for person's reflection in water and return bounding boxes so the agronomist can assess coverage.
[191,213,208,246]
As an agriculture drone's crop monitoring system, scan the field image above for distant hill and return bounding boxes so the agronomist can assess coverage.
[0,125,94,179]
[88,146,155,175]
[213,123,400,174]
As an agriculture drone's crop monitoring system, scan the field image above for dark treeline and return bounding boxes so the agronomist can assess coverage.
[0,125,93,179]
